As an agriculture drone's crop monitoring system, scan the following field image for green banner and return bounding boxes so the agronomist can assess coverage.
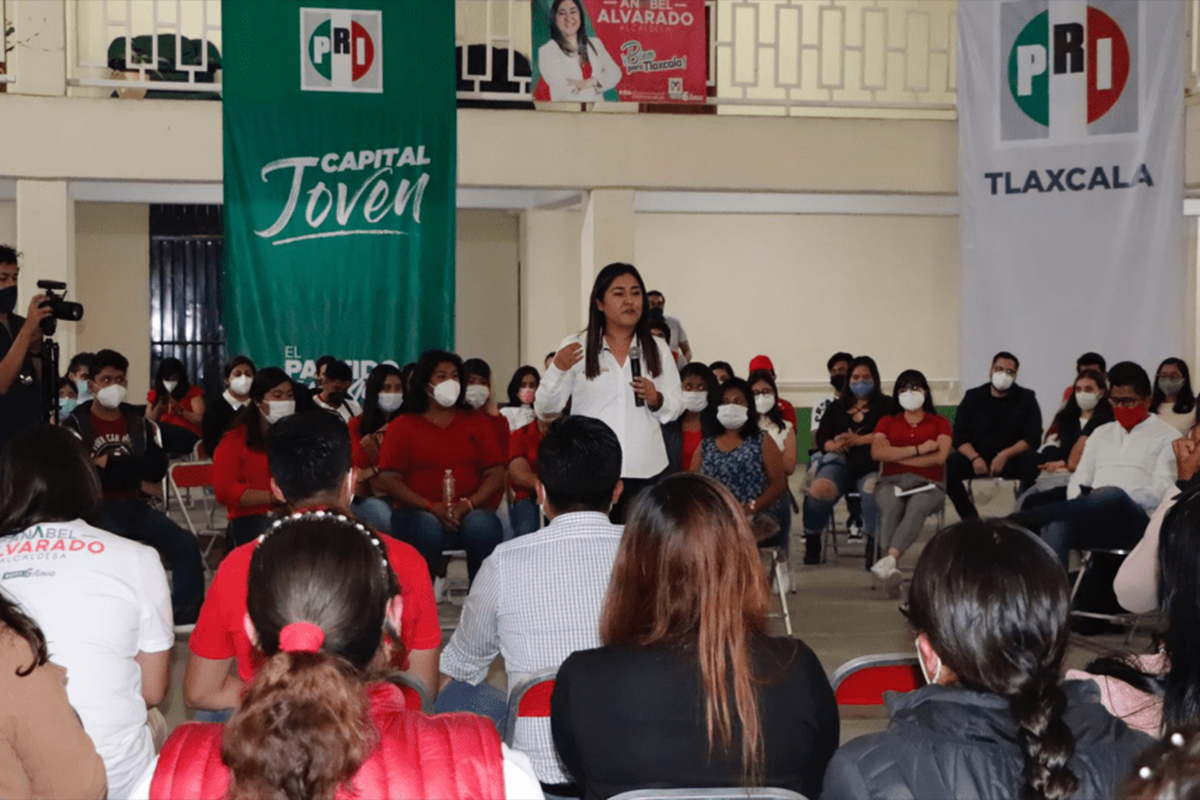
[223,0,456,392]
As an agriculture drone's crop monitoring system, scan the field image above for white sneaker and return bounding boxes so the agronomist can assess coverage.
[883,567,904,598]
[433,575,448,604]
[777,562,792,595]
[870,555,897,581]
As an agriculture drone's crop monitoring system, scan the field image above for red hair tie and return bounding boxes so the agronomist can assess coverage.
[278,622,325,653]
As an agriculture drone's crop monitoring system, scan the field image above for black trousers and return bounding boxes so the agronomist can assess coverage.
[945,449,1039,520]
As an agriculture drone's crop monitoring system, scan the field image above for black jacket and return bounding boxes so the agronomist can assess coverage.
[821,681,1150,800]
[64,401,167,494]
[952,383,1043,457]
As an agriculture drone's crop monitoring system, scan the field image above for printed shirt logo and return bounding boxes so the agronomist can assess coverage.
[301,8,383,93]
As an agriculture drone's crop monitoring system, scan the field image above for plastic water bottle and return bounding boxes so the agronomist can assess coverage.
[443,469,456,519]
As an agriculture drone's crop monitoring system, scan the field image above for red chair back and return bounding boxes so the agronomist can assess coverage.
[831,655,923,706]
[171,462,214,490]
[517,679,555,717]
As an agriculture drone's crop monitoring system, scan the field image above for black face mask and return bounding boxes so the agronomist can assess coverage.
[0,286,16,315]
[830,374,847,392]
[327,391,348,406]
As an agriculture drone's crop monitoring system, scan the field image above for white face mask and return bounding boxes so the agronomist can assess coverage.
[96,384,127,410]
[917,638,942,685]
[898,389,926,412]
[377,392,403,413]
[465,384,490,410]
[230,375,253,396]
[991,371,1015,392]
[163,380,179,394]
[1075,391,1100,412]
[716,404,749,430]
[682,390,708,413]
[432,379,461,408]
[754,394,776,415]
[264,400,295,424]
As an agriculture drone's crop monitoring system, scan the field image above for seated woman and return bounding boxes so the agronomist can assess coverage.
[688,378,787,542]
[1020,368,1113,510]
[348,363,406,534]
[868,369,952,595]
[501,366,540,433]
[149,513,540,800]
[552,473,839,800]
[801,356,890,565]
[0,425,173,800]
[1152,357,1197,436]
[663,362,716,474]
[145,357,205,457]
[377,350,505,584]
[213,367,293,548]
[57,375,79,419]
[201,356,256,458]
[822,519,1150,800]
[507,412,556,537]
[463,358,511,514]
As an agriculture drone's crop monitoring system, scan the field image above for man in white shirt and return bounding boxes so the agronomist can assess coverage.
[437,416,625,795]
[646,290,692,364]
[1010,361,1178,567]
[312,358,362,422]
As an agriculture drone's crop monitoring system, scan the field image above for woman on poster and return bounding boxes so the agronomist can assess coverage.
[537,0,622,102]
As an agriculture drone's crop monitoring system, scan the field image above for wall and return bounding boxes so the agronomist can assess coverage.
[521,208,584,366]
[0,201,13,247]
[456,209,521,384]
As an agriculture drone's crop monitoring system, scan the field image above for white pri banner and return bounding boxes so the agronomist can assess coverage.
[959,0,1184,419]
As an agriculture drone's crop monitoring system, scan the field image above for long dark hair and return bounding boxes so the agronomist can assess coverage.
[891,369,937,415]
[222,514,400,800]
[1159,489,1200,729]
[400,350,466,415]
[0,425,101,535]
[359,364,403,437]
[1048,369,1110,442]
[1151,358,1196,415]
[154,356,191,402]
[601,474,770,784]
[585,263,663,381]
[746,369,785,432]
[0,591,48,677]
[839,356,886,409]
[681,362,719,411]
[702,377,760,440]
[549,0,593,65]
[229,367,290,452]
[506,366,541,407]
[907,519,1077,800]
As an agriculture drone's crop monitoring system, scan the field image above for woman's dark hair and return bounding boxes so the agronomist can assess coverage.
[1152,358,1196,415]
[154,356,191,401]
[0,425,102,536]
[680,362,718,410]
[401,350,465,415]
[462,358,491,384]
[702,377,760,440]
[1120,723,1200,800]
[359,364,404,437]
[907,519,1076,800]
[709,361,736,381]
[892,369,937,415]
[230,367,291,452]
[1048,369,1109,442]
[57,376,76,396]
[746,369,785,431]
[647,308,672,345]
[222,514,400,800]
[838,355,886,408]
[400,362,418,395]
[549,0,593,65]
[0,591,47,678]
[223,355,257,381]
[585,263,663,381]
[1158,489,1200,729]
[506,366,541,407]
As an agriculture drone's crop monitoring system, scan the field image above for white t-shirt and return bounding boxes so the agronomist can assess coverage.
[0,519,174,800]
[314,395,363,423]
[501,404,536,433]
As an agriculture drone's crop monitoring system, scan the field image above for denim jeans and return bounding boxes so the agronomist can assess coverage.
[391,508,504,583]
[434,678,508,732]
[510,498,542,537]
[1008,485,1150,568]
[352,496,395,535]
[802,452,878,536]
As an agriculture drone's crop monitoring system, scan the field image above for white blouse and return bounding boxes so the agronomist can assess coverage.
[537,37,622,102]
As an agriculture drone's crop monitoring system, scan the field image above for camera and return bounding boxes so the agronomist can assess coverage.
[36,279,84,336]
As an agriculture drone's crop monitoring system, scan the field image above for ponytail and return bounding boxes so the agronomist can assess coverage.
[1010,674,1078,800]
[222,651,375,800]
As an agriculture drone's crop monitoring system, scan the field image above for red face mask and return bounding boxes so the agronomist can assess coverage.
[1113,404,1149,431]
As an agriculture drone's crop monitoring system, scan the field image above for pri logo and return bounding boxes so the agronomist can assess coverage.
[301,8,382,93]
[1001,2,1137,141]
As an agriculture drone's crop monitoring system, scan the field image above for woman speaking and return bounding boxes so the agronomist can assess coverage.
[536,262,682,521]
[537,0,622,102]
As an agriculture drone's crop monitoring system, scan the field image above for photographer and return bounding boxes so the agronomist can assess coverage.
[0,246,53,470]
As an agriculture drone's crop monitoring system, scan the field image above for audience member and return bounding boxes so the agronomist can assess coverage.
[0,591,107,800]
[647,308,683,368]
[201,355,255,457]
[507,411,556,537]
[1061,351,1108,402]
[440,416,625,793]
[63,348,203,623]
[1020,368,1113,509]
[748,355,798,429]
[378,350,505,583]
[663,362,717,475]
[1009,362,1178,569]
[1152,357,1197,436]
[537,263,682,523]
[646,289,692,364]
[212,367,292,547]
[348,363,405,533]
[311,354,336,395]
[868,369,952,594]
[709,360,735,384]
[146,357,205,457]
[464,357,512,456]
[0,248,51,470]
[945,351,1042,519]
[57,375,78,417]
[155,514,539,800]
[1120,725,1200,800]
[802,357,890,565]
[185,411,441,713]
[552,474,839,800]
[810,351,853,434]
[66,351,96,403]
[313,358,362,422]
[502,365,540,433]
[821,519,1149,800]
[0,425,172,799]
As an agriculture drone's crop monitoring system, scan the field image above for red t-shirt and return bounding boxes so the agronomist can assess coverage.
[148,386,204,437]
[507,422,544,503]
[777,398,799,431]
[874,413,953,482]
[212,426,273,519]
[188,531,441,682]
[348,415,378,470]
[682,429,703,473]
[377,411,504,506]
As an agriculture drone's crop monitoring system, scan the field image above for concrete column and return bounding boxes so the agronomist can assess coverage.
[16,180,76,356]
[11,0,67,97]
[579,189,635,329]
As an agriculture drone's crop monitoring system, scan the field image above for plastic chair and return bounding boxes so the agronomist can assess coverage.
[503,667,557,747]
[762,545,792,636]
[168,461,222,571]
[609,789,807,800]
[384,672,434,713]
[830,653,923,706]
[1070,547,1153,642]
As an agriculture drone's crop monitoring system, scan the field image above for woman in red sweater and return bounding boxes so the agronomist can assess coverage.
[348,364,405,534]
[377,351,505,584]
[213,367,294,547]
[145,357,205,457]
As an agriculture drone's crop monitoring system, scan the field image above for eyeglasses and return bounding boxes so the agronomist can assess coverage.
[1109,396,1143,408]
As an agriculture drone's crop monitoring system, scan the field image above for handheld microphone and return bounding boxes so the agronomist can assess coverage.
[630,342,644,407]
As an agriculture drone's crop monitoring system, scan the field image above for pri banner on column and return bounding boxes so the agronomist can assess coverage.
[223,0,456,395]
[532,0,707,104]
[958,0,1183,417]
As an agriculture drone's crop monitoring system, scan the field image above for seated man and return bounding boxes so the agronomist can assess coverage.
[437,415,624,795]
[183,411,441,714]
[312,358,362,422]
[810,351,853,435]
[63,348,204,624]
[945,351,1042,520]
[1010,362,1178,568]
